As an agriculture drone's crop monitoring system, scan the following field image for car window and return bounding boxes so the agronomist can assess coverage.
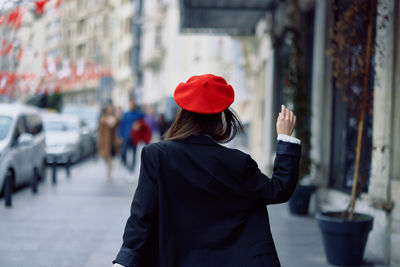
[44,120,79,132]
[0,116,12,141]
[63,107,100,129]
[13,116,27,144]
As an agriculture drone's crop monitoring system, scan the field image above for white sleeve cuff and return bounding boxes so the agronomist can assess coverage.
[277,134,301,145]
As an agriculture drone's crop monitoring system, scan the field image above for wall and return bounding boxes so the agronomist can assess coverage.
[389,1,400,264]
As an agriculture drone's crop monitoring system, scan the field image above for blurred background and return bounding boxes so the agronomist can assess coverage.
[0,0,399,266]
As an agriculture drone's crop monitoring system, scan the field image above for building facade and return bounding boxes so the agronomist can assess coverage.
[59,0,114,104]
[110,0,135,108]
[179,0,400,265]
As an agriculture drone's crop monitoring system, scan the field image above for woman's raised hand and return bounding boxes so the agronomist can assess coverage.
[276,105,296,136]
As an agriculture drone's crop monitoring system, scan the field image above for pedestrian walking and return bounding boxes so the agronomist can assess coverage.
[97,104,118,180]
[113,74,301,267]
[143,105,158,131]
[157,113,170,139]
[118,98,144,170]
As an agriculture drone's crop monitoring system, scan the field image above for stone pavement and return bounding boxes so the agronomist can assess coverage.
[0,157,385,267]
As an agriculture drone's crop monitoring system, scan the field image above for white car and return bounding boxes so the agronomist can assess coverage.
[62,105,100,155]
[0,104,46,195]
[43,114,92,164]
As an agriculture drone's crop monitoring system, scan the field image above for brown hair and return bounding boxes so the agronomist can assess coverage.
[163,108,244,143]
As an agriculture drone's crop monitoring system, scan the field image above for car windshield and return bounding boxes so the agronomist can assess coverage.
[63,107,99,128]
[0,116,12,140]
[44,120,78,132]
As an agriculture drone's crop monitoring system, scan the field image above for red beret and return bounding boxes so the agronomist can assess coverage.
[174,74,234,114]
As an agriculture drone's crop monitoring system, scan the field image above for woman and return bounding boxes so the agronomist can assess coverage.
[113,74,301,267]
[97,104,118,180]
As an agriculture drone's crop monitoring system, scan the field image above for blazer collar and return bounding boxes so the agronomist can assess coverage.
[182,135,220,146]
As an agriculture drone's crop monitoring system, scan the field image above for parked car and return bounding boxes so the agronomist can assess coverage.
[43,114,92,164]
[62,105,100,154]
[0,104,46,195]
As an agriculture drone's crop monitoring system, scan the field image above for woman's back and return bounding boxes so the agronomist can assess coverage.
[116,135,300,267]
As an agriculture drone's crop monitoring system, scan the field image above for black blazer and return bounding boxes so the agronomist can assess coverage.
[114,135,301,267]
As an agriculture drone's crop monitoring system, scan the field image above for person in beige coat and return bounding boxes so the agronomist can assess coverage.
[97,104,118,180]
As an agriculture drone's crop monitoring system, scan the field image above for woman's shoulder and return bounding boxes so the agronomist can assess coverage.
[145,139,249,159]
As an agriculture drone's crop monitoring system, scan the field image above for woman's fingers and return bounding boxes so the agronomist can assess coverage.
[276,104,297,136]
[284,106,289,120]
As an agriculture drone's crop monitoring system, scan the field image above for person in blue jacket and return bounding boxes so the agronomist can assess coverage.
[113,74,301,267]
[118,98,144,170]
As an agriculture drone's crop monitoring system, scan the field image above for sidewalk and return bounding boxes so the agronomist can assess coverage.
[268,203,328,266]
[0,157,384,267]
[0,158,135,267]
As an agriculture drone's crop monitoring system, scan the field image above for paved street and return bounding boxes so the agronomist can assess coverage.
[0,156,385,267]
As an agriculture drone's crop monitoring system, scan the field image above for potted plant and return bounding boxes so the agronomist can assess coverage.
[274,0,315,215]
[316,0,377,265]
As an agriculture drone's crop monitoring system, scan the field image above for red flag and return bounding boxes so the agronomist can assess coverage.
[17,47,24,61]
[0,41,5,55]
[14,6,28,30]
[35,0,49,15]
[5,43,13,55]
[56,0,62,10]
[43,56,48,73]
[7,8,20,26]
[0,15,5,26]
[7,72,16,86]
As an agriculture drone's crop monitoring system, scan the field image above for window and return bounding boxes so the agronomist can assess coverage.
[275,8,314,179]
[78,19,86,35]
[12,116,26,145]
[0,116,12,141]
[125,18,131,34]
[329,0,375,192]
[103,15,108,35]
[77,44,85,58]
[155,25,162,48]
[65,29,71,41]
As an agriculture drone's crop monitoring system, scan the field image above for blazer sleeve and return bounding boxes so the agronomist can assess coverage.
[244,140,301,205]
[113,146,159,267]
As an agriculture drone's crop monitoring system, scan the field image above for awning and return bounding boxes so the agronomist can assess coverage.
[179,0,275,35]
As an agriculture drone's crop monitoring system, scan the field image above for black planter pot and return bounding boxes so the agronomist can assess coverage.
[316,212,373,266]
[288,185,316,215]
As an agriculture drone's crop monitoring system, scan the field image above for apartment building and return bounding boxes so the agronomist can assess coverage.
[59,0,114,104]
[110,0,135,108]
[44,0,62,58]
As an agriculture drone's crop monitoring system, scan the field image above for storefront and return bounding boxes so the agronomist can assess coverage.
[179,0,400,265]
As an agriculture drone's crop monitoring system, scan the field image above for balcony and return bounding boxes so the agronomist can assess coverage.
[179,0,276,35]
[142,46,165,69]
[156,1,168,16]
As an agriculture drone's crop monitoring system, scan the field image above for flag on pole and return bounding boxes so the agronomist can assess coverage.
[56,0,62,10]
[35,0,50,15]
[5,43,13,55]
[17,47,24,62]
